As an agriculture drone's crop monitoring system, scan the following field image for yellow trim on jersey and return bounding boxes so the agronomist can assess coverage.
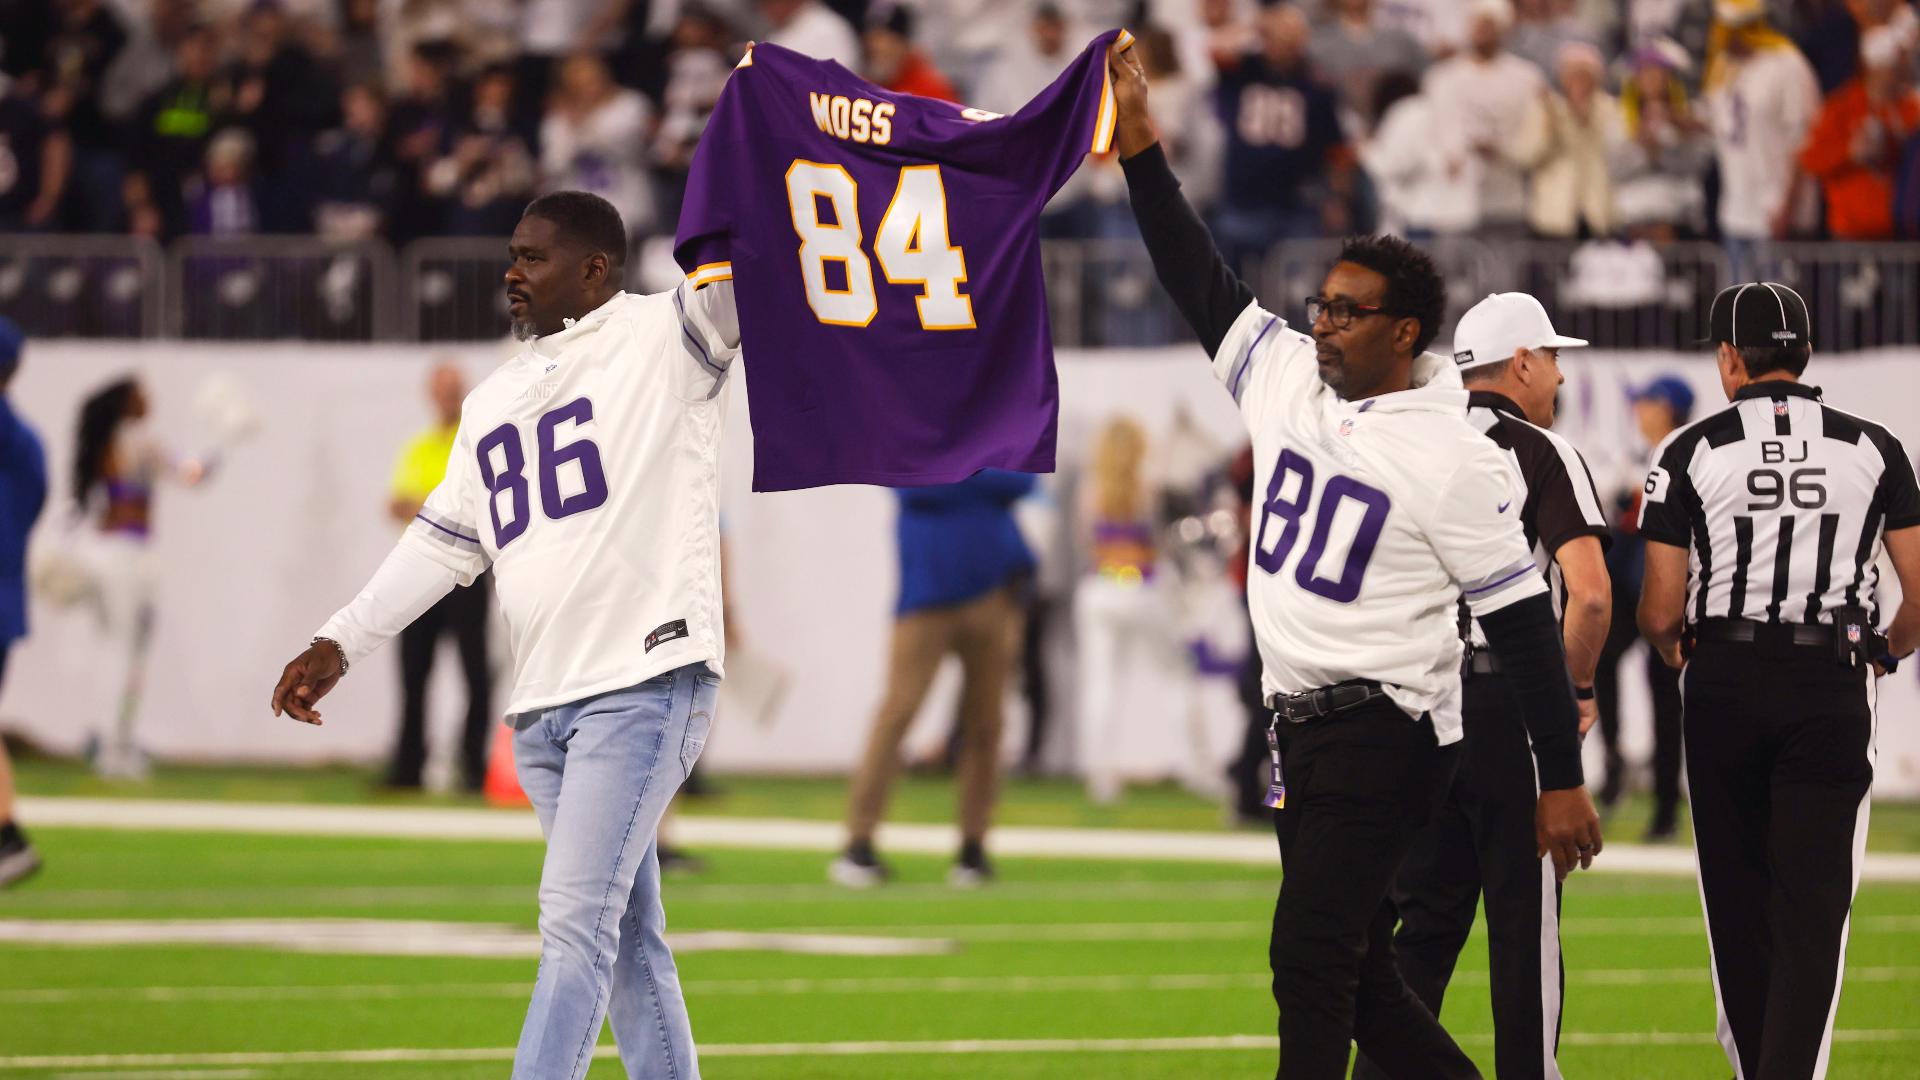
[1092,31,1133,154]
[687,262,734,288]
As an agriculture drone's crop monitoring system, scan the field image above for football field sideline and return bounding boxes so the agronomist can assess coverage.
[23,795,1920,881]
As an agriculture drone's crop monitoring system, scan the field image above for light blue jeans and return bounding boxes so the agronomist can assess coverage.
[510,663,717,1080]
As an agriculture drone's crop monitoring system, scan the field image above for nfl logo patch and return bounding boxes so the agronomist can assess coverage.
[1775,401,1789,417]
[1847,623,1863,644]
[1339,418,1355,437]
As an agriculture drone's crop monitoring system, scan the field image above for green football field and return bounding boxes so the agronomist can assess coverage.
[2,768,1918,1078]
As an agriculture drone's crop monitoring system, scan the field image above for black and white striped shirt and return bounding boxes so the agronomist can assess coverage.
[1639,381,1920,625]
[1465,391,1611,642]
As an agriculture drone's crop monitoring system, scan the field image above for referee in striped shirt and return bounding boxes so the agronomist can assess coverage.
[1638,282,1920,1080]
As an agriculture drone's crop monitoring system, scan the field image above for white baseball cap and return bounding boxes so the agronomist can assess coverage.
[1450,292,1588,370]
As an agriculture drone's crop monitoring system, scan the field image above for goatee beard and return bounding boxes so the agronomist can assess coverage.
[511,318,535,342]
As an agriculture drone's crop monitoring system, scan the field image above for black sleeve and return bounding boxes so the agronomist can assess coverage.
[1477,592,1585,791]
[1119,142,1256,357]
[1874,437,1920,531]
[1637,437,1697,547]
[1527,436,1610,557]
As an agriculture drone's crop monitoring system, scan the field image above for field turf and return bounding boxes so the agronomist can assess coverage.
[2,767,1917,1077]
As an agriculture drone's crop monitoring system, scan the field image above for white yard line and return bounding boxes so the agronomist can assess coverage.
[6,967,1917,1007]
[6,1030,1920,1070]
[26,796,1920,880]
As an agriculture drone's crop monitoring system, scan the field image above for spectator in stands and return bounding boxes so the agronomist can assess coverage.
[184,127,260,236]
[1511,42,1620,237]
[1138,23,1224,210]
[1797,24,1920,238]
[1213,3,1351,263]
[1611,39,1712,240]
[385,41,459,243]
[760,0,861,68]
[125,26,230,239]
[425,66,535,238]
[1421,0,1544,237]
[540,53,656,244]
[312,82,401,241]
[1377,0,1475,57]
[1362,69,1483,235]
[516,0,610,135]
[1702,0,1819,268]
[1509,0,1605,85]
[329,0,387,90]
[222,1,340,231]
[43,0,129,233]
[98,0,197,155]
[1309,0,1429,127]
[863,4,957,102]
[0,76,73,231]
[975,2,1076,116]
[654,5,736,231]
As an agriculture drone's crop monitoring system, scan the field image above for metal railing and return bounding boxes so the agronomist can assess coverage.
[3,233,1918,351]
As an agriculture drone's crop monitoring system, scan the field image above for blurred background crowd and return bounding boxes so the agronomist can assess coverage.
[3,0,1919,255]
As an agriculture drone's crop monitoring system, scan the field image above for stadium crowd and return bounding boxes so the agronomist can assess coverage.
[3,0,1920,255]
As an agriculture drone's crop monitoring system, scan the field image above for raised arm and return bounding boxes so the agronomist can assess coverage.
[1109,43,1255,357]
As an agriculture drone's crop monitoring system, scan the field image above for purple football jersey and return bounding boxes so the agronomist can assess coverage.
[675,30,1132,492]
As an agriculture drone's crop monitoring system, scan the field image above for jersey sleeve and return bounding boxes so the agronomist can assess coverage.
[1211,301,1314,423]
[671,277,741,400]
[1637,432,1697,546]
[403,418,491,582]
[1876,436,1920,530]
[1431,444,1549,616]
[671,53,754,279]
[995,28,1134,205]
[1531,433,1611,556]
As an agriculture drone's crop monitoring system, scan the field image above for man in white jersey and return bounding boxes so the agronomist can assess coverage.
[1109,45,1602,1079]
[270,191,735,1080]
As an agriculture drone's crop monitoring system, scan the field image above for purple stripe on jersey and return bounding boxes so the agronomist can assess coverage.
[415,513,481,547]
[672,286,726,379]
[1463,562,1536,596]
[1231,317,1278,401]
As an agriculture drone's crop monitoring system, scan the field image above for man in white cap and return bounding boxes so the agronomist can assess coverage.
[1355,292,1612,1080]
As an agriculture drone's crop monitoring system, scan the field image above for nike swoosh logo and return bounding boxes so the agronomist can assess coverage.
[1497,500,1512,514]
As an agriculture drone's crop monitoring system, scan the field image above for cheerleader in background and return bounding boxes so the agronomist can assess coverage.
[1073,416,1166,804]
[68,377,220,780]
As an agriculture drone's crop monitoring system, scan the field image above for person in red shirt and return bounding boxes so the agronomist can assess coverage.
[861,2,957,103]
[1798,25,1920,238]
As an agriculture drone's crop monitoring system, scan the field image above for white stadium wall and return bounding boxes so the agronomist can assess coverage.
[5,342,1920,796]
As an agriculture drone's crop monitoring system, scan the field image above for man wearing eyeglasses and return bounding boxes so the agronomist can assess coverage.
[1107,45,1603,1080]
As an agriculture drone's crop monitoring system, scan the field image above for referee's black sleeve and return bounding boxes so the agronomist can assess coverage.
[1639,437,1697,547]
[1878,439,1920,530]
[1120,142,1256,357]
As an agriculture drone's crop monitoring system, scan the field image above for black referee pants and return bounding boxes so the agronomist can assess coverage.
[1354,674,1563,1080]
[391,575,493,790]
[1270,699,1479,1080]
[1685,640,1873,1080]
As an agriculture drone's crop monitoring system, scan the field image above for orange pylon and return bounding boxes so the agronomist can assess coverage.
[484,725,530,807]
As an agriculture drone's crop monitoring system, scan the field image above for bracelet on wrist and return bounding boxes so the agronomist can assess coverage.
[1573,685,1596,701]
[311,636,349,675]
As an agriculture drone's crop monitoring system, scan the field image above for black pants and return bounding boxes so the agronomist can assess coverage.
[1354,675,1562,1080]
[1594,585,1683,819]
[392,575,492,790]
[1269,700,1479,1080]
[1684,640,1873,1080]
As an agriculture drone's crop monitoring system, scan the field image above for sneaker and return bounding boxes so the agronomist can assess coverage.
[949,842,993,888]
[657,844,707,875]
[828,843,890,888]
[0,834,41,889]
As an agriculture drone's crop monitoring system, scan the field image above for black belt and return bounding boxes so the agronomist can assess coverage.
[1692,618,1837,649]
[1265,679,1388,723]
